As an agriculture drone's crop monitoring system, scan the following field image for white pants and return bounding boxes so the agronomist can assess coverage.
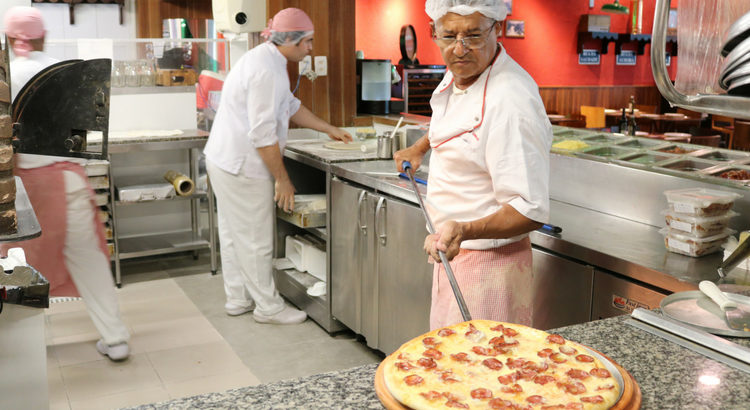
[206,161,285,316]
[63,171,129,345]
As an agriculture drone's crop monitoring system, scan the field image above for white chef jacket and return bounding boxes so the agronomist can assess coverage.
[204,42,302,180]
[10,51,59,101]
[426,46,552,250]
[10,51,87,173]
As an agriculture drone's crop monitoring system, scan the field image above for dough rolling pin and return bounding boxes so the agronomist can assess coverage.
[402,161,472,321]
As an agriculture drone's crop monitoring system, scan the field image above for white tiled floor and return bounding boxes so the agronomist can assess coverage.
[46,254,381,409]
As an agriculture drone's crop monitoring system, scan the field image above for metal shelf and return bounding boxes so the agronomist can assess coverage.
[114,191,207,206]
[115,230,210,260]
[273,267,343,333]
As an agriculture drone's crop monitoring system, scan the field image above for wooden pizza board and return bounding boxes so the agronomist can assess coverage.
[374,348,641,410]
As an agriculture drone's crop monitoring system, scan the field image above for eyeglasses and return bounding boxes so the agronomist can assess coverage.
[432,22,497,50]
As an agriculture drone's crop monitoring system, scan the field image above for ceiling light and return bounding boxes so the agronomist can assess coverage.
[602,0,629,14]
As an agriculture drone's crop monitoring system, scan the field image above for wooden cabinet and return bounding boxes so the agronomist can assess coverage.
[401,67,446,116]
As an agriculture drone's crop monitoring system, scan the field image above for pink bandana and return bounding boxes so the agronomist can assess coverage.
[3,6,45,57]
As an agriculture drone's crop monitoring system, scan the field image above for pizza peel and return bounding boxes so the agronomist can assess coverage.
[402,161,472,321]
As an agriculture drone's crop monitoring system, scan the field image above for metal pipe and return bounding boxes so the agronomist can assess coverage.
[651,0,750,120]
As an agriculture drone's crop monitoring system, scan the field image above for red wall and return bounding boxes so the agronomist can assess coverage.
[354,0,678,86]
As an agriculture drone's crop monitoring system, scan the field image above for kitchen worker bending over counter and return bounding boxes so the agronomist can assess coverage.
[204,8,352,325]
[394,0,552,330]
[3,7,130,361]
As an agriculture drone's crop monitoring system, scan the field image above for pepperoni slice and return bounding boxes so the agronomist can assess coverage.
[417,357,436,369]
[397,353,410,360]
[422,337,440,347]
[490,324,505,332]
[442,392,463,402]
[394,361,415,371]
[471,388,493,399]
[538,348,554,358]
[565,404,584,410]
[550,352,568,363]
[497,373,518,385]
[534,374,557,385]
[547,334,566,344]
[506,357,528,369]
[440,371,460,383]
[526,395,545,404]
[472,346,498,356]
[559,345,577,355]
[482,358,504,370]
[489,398,515,409]
[523,360,546,371]
[445,400,469,409]
[438,328,456,337]
[501,383,523,394]
[518,369,538,381]
[590,368,612,379]
[580,395,604,404]
[575,354,594,363]
[423,348,443,359]
[450,352,471,362]
[557,381,587,395]
[404,374,423,386]
[566,369,590,380]
[596,384,615,391]
[503,327,519,337]
[465,323,479,337]
[419,390,442,400]
[489,336,506,346]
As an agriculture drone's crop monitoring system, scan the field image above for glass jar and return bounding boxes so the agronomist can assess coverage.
[124,61,140,87]
[111,61,125,88]
[139,61,156,87]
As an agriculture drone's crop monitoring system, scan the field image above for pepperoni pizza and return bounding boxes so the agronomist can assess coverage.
[382,320,621,409]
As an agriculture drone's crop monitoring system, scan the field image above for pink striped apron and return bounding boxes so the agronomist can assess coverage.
[430,237,533,330]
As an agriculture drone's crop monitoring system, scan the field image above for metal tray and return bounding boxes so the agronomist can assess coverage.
[580,345,625,404]
[661,290,750,337]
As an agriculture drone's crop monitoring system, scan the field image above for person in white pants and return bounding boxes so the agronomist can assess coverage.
[204,8,351,324]
[63,172,130,359]
[3,6,130,361]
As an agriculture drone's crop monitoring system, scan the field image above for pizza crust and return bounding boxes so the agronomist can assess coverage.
[383,320,621,410]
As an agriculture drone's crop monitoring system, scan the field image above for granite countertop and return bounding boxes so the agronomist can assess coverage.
[127,315,750,409]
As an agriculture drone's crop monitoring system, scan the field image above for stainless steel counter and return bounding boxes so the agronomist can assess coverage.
[287,138,724,294]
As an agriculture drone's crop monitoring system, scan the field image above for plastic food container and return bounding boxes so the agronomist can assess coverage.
[660,227,735,257]
[664,188,742,216]
[662,210,737,237]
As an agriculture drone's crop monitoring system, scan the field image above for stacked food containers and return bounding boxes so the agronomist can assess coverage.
[661,188,742,256]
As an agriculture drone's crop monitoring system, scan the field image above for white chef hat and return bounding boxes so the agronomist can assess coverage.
[425,0,508,22]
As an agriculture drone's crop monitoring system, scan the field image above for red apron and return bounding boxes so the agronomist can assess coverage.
[430,237,533,330]
[1,162,109,297]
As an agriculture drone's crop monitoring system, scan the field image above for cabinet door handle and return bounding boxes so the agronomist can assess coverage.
[357,190,367,235]
[375,197,387,246]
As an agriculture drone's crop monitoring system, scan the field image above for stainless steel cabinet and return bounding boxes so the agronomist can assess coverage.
[530,247,594,330]
[331,178,432,354]
[591,269,668,320]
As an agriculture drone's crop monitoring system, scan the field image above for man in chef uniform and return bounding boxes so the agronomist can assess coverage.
[394,0,552,330]
[3,7,130,360]
[204,8,351,325]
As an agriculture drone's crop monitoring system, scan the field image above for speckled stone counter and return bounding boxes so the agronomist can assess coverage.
[126,315,750,409]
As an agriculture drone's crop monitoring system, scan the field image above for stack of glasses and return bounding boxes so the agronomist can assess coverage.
[660,188,741,257]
